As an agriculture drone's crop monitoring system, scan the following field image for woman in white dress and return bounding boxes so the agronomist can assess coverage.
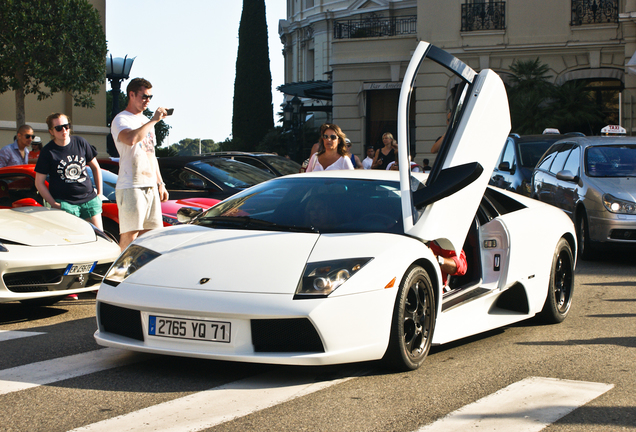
[305,124,354,172]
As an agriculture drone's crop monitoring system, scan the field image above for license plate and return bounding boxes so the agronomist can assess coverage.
[64,262,96,276]
[148,315,231,343]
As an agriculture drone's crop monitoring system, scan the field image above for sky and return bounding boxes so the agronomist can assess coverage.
[105,0,286,146]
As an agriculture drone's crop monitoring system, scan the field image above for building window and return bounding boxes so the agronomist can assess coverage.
[571,0,618,25]
[461,1,506,32]
[334,15,417,39]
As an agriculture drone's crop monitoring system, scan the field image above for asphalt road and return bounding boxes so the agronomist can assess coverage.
[0,249,634,432]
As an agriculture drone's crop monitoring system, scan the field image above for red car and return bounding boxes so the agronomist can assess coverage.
[0,165,219,241]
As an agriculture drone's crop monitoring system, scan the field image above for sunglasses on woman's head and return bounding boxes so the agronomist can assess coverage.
[323,134,338,141]
[53,124,70,132]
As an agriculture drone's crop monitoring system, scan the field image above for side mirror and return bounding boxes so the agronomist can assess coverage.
[177,206,204,224]
[556,170,578,183]
[414,162,484,209]
[185,178,206,189]
[498,161,511,171]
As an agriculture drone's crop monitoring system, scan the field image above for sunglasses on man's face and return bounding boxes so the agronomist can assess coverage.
[141,94,153,101]
[53,124,70,132]
[323,134,338,141]
[24,134,36,139]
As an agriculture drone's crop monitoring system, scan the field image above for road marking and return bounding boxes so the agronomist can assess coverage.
[416,376,613,432]
[0,348,146,395]
[0,330,46,342]
[70,369,361,432]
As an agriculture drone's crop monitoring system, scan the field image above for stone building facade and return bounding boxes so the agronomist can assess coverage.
[280,0,636,164]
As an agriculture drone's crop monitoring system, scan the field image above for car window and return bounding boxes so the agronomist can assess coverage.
[562,146,581,176]
[191,159,274,188]
[194,177,404,234]
[499,138,515,169]
[517,140,554,168]
[0,174,41,206]
[261,156,302,176]
[586,144,636,177]
[163,167,214,190]
[536,144,562,171]
[231,157,273,175]
[548,144,573,175]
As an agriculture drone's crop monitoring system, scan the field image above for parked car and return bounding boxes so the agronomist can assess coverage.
[0,165,220,242]
[198,152,302,177]
[157,156,275,201]
[531,131,636,259]
[97,157,120,175]
[0,206,120,305]
[490,131,584,196]
[94,41,576,372]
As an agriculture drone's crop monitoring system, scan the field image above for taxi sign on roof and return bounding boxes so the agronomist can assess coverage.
[542,128,560,134]
[600,125,626,135]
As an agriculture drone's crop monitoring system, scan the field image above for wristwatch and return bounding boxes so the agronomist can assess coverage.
[438,255,445,266]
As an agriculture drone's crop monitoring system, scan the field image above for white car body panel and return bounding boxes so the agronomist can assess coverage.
[0,208,121,302]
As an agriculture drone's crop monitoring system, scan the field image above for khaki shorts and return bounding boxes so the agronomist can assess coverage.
[116,187,163,234]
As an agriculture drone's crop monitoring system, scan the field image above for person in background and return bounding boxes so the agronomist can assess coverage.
[386,145,423,172]
[35,113,103,230]
[372,132,396,170]
[29,136,42,162]
[431,111,451,154]
[362,145,375,169]
[346,139,363,169]
[111,77,169,252]
[0,125,34,167]
[305,123,354,172]
[422,158,432,172]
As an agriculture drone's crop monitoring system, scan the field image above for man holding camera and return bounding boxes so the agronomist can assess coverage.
[110,77,170,251]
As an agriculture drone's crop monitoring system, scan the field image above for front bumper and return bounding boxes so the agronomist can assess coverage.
[589,212,636,244]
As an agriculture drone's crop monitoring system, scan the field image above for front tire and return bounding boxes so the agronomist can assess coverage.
[540,238,574,323]
[576,211,595,260]
[383,265,436,371]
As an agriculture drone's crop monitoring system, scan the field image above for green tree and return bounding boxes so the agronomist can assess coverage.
[507,58,554,134]
[232,0,274,150]
[170,138,220,156]
[0,0,107,127]
[548,80,604,135]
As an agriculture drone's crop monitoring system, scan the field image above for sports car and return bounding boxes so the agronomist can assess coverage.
[0,207,120,305]
[94,42,577,371]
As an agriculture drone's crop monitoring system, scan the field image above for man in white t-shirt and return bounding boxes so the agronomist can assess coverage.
[362,145,374,169]
[110,78,169,251]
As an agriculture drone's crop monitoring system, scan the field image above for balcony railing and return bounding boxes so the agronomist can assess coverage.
[461,2,506,32]
[571,0,618,25]
[334,15,417,39]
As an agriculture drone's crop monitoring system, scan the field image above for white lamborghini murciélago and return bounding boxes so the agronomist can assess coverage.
[94,42,576,371]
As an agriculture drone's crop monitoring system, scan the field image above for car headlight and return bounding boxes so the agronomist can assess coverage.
[103,245,161,286]
[602,194,636,214]
[295,258,373,298]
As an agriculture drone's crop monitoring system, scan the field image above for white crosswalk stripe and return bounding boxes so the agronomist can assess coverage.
[0,329,46,342]
[70,369,358,432]
[415,377,614,432]
[0,348,146,395]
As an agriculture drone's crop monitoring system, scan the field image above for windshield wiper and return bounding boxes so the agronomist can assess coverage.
[197,216,316,233]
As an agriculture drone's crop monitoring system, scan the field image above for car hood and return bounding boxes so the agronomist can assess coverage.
[0,207,96,246]
[586,176,636,201]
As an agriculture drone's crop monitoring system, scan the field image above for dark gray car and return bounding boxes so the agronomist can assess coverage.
[531,135,636,259]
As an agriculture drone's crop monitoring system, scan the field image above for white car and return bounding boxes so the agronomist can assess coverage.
[94,42,577,371]
[0,207,121,305]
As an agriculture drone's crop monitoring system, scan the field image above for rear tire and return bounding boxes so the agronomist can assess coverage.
[383,265,436,371]
[540,238,574,324]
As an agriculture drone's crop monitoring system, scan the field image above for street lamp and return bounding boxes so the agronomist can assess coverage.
[106,54,135,125]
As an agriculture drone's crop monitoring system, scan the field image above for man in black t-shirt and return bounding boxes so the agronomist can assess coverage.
[35,113,104,230]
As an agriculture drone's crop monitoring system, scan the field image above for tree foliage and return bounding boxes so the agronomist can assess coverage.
[0,0,107,126]
[507,58,605,135]
[232,0,274,150]
[169,138,220,156]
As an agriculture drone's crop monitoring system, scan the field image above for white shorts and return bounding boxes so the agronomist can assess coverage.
[116,187,163,234]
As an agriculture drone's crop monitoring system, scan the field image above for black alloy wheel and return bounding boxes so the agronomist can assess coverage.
[540,238,575,324]
[384,265,436,371]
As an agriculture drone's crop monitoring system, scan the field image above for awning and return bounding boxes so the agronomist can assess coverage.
[277,80,332,101]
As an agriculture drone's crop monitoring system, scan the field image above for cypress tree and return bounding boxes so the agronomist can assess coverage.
[232,0,274,150]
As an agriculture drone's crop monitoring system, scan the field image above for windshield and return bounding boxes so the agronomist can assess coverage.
[586,145,636,177]
[190,159,274,188]
[193,177,404,234]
